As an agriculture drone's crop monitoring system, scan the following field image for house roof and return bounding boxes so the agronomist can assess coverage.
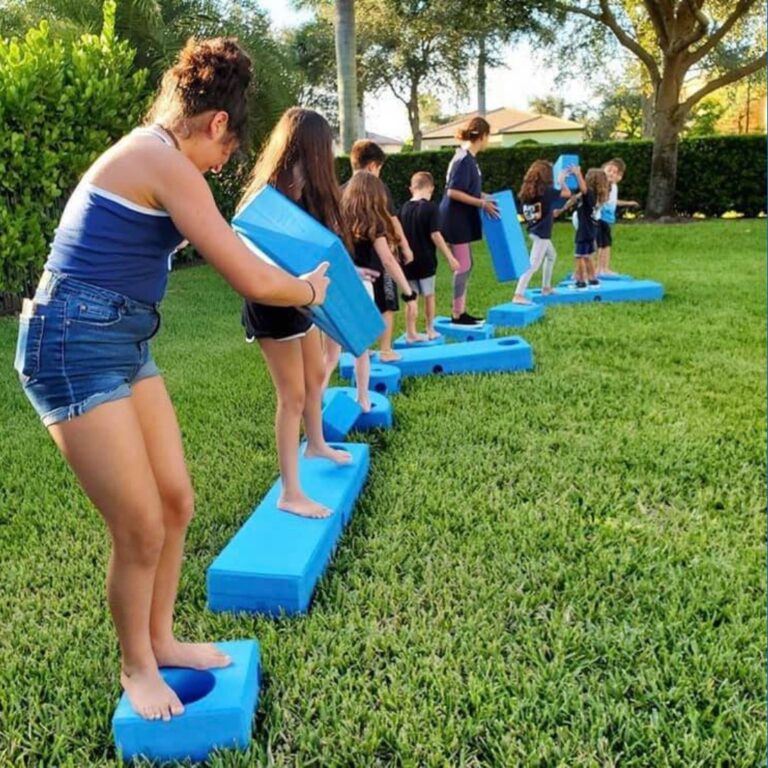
[366,130,404,146]
[421,107,583,139]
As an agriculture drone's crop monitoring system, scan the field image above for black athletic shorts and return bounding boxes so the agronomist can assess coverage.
[596,220,612,249]
[372,274,399,314]
[242,301,313,341]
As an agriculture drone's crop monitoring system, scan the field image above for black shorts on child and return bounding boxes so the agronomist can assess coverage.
[575,240,595,257]
[372,273,399,313]
[596,220,612,248]
[242,301,313,341]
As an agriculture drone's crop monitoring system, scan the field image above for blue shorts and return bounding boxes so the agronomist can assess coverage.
[574,240,595,257]
[15,270,161,426]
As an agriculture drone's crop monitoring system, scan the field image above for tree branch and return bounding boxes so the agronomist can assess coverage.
[670,0,709,54]
[597,0,661,84]
[685,0,759,65]
[642,0,671,50]
[556,2,602,22]
[678,52,766,114]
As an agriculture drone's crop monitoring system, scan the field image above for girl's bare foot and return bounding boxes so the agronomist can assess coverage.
[121,667,185,721]
[153,640,232,671]
[512,294,532,305]
[357,395,372,413]
[278,491,331,518]
[426,330,441,340]
[304,443,352,464]
[405,333,427,343]
[600,269,619,276]
[379,350,401,362]
[541,287,555,296]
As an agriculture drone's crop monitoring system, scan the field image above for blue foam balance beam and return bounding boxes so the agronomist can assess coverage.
[433,316,495,341]
[482,190,530,281]
[566,272,635,282]
[233,185,384,356]
[354,362,401,394]
[322,387,393,431]
[393,333,446,349]
[368,337,533,377]
[113,640,260,763]
[322,388,362,441]
[487,302,545,327]
[527,279,664,305]
[207,443,369,615]
[553,154,580,191]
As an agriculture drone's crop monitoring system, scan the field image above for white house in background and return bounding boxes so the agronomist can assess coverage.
[421,107,585,149]
[364,131,404,154]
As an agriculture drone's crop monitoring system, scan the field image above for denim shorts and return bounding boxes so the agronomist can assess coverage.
[14,270,162,426]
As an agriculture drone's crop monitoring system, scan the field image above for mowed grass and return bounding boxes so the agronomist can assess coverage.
[0,220,764,767]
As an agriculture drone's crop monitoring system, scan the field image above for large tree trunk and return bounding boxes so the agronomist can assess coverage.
[334,0,358,153]
[477,36,487,115]
[646,61,685,218]
[408,80,422,151]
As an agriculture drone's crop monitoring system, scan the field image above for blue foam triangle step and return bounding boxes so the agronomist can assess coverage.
[486,302,545,327]
[481,189,530,281]
[207,442,369,615]
[232,185,384,355]
[527,279,664,305]
[433,316,496,341]
[322,388,363,441]
[363,337,533,376]
[393,333,446,349]
[112,639,260,763]
[322,387,393,431]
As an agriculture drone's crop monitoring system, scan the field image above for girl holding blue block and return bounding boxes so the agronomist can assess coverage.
[14,41,330,722]
[239,108,354,520]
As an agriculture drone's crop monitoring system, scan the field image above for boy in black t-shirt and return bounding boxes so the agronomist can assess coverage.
[398,172,459,341]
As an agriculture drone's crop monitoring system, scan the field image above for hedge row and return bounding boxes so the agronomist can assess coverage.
[335,135,767,218]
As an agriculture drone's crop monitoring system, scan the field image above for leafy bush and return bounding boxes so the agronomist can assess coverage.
[0,1,147,296]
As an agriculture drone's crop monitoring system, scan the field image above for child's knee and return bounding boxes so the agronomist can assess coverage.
[113,509,166,565]
[161,482,195,529]
[277,383,306,416]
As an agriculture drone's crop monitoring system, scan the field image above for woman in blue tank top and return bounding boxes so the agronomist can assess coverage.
[14,38,330,722]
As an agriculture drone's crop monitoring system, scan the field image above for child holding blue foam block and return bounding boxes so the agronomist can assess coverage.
[514,160,575,303]
[572,168,609,288]
[239,108,354,520]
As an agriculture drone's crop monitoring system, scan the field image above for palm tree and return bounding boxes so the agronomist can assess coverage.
[334,0,358,152]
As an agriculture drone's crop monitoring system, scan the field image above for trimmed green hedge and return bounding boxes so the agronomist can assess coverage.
[0,2,147,297]
[336,135,766,218]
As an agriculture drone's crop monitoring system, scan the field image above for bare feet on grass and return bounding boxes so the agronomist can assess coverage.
[153,639,231,671]
[121,667,184,721]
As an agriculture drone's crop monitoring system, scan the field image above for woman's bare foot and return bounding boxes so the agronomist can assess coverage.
[278,491,331,518]
[426,330,441,341]
[405,333,427,343]
[379,350,401,362]
[541,287,555,296]
[121,667,184,721]
[304,443,352,464]
[153,640,232,671]
[512,294,532,305]
[600,269,619,276]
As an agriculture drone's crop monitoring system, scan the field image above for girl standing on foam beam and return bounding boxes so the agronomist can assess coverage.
[438,116,500,326]
[13,40,330,723]
[514,160,575,303]
[239,108,354,520]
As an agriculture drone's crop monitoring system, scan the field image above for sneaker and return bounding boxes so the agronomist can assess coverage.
[451,312,482,325]
[574,281,588,289]
[588,279,600,286]
[465,312,485,324]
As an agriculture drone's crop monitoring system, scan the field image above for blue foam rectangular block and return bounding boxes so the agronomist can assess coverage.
[433,316,495,341]
[482,190,530,281]
[322,389,362,442]
[113,640,260,763]
[393,333,446,349]
[233,185,384,356]
[369,337,533,376]
[355,362,401,394]
[527,279,664,305]
[207,443,369,615]
[322,387,393,431]
[553,154,580,191]
[486,302,545,327]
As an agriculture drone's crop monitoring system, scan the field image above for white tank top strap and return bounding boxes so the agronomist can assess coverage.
[132,124,176,147]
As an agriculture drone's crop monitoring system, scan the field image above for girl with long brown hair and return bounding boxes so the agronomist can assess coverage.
[239,107,352,520]
[514,159,575,302]
[573,167,609,288]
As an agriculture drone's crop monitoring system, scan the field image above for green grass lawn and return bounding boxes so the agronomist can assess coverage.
[0,220,765,767]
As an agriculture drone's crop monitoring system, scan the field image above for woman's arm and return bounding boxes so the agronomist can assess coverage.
[572,166,587,195]
[154,151,328,306]
[447,187,499,218]
[373,237,412,294]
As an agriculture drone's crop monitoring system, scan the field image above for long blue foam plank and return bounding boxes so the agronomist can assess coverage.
[113,640,260,763]
[526,279,664,305]
[486,302,545,328]
[481,189,529,281]
[233,185,384,355]
[207,443,369,615]
[361,337,534,376]
[566,272,635,282]
[433,316,496,341]
[322,387,393,431]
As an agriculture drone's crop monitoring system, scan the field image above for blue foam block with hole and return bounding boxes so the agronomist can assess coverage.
[566,272,635,282]
[232,185,384,356]
[322,387,393,431]
[553,154,580,191]
[486,302,545,327]
[366,337,533,376]
[322,389,363,442]
[393,333,446,349]
[433,316,496,341]
[354,362,401,394]
[207,443,369,615]
[527,279,664,305]
[481,190,530,281]
[112,639,260,763]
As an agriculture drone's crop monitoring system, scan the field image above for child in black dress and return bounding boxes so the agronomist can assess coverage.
[572,168,609,288]
[239,108,352,519]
